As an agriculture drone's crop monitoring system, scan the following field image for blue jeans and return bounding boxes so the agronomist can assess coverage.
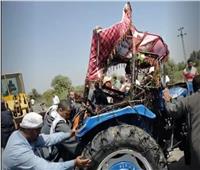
[186,81,194,95]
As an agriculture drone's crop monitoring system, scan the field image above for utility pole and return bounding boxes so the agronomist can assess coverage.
[177,27,187,62]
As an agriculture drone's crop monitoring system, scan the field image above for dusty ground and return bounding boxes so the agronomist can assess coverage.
[168,149,191,170]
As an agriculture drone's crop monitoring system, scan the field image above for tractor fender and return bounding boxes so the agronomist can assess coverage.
[169,86,188,99]
[76,104,156,138]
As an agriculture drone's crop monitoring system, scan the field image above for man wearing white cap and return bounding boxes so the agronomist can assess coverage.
[53,95,60,105]
[2,112,91,170]
[45,95,60,116]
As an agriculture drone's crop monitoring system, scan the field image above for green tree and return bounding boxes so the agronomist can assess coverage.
[51,75,72,99]
[164,50,200,84]
[189,50,200,73]
[73,85,84,94]
[42,89,55,106]
[189,50,200,62]
[177,61,185,71]
[164,59,177,83]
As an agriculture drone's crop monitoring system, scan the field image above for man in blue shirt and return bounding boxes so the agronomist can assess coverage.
[2,112,91,170]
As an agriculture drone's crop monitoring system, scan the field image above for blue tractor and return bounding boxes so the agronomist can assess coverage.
[72,2,189,170]
[74,104,167,170]
[72,82,188,170]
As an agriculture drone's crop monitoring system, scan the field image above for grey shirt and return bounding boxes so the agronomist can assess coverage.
[165,90,200,168]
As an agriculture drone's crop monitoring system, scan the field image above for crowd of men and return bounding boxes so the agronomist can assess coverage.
[2,91,91,170]
[1,59,200,170]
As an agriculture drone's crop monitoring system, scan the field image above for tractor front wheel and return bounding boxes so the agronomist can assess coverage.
[81,125,168,170]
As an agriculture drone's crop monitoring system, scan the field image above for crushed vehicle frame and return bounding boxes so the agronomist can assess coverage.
[71,2,190,170]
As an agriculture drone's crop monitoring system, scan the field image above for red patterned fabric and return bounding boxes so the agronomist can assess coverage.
[132,27,169,61]
[86,3,169,81]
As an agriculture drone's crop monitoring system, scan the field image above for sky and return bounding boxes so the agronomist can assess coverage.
[2,1,200,93]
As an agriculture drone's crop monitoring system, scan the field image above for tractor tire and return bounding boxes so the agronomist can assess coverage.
[81,125,168,170]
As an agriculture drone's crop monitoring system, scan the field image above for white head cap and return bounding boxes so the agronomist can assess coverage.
[53,95,60,105]
[20,112,43,129]
[30,99,35,105]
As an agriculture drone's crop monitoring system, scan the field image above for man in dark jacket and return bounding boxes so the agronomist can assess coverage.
[1,101,15,149]
[92,82,108,106]
[68,91,81,122]
[163,75,200,169]
[50,99,78,161]
[40,99,78,161]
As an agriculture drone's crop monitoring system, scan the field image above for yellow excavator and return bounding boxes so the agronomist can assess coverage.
[1,73,30,128]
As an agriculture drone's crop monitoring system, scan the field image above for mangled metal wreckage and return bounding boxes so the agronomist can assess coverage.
[71,2,189,170]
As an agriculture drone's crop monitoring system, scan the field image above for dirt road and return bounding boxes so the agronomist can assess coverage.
[169,159,191,170]
[168,149,191,170]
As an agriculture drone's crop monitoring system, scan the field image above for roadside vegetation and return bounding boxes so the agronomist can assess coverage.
[165,50,200,83]
[28,75,84,106]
